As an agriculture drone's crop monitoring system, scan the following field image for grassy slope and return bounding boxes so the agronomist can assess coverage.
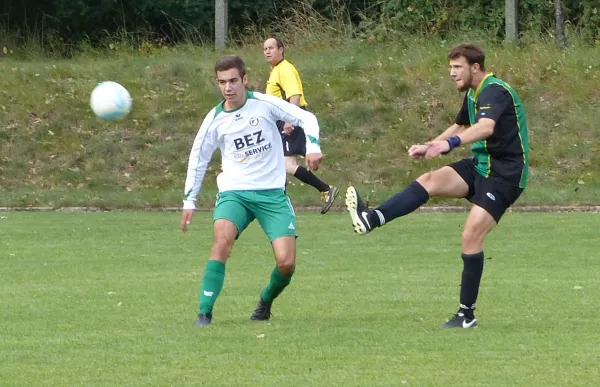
[1,37,599,208]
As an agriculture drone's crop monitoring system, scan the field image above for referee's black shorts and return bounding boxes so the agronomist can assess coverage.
[278,123,306,156]
[277,106,308,157]
[449,157,523,223]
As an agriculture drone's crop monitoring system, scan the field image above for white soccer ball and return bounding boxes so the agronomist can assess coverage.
[90,81,132,120]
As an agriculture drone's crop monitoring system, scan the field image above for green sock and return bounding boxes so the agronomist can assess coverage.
[260,266,294,303]
[198,260,226,315]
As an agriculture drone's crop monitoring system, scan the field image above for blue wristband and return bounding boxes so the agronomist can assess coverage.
[446,136,462,151]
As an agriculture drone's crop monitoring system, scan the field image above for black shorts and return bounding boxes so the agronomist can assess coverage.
[449,158,524,223]
[278,121,306,156]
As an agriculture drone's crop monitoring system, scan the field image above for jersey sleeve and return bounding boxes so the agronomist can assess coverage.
[278,64,304,100]
[256,92,321,154]
[476,84,512,123]
[455,93,470,125]
[182,109,219,210]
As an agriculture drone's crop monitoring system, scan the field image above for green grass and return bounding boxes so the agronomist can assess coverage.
[2,212,600,385]
[1,36,599,207]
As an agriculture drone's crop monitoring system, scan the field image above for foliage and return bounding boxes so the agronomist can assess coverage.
[1,0,599,53]
[380,0,600,41]
[0,0,378,51]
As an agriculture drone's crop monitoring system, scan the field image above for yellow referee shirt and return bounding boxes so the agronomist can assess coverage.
[265,59,308,107]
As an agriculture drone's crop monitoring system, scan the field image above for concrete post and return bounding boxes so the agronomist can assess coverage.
[215,0,228,51]
[505,0,519,44]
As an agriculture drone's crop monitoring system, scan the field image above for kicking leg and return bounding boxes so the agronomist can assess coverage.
[346,166,469,234]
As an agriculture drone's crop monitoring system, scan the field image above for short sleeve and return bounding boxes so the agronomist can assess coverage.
[476,84,512,122]
[278,64,304,99]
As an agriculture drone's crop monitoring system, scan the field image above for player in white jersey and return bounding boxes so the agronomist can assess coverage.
[180,55,323,327]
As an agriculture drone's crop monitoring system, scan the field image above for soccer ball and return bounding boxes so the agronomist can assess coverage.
[90,81,132,120]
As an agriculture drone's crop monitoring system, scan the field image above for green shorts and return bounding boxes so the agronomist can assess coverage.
[213,189,297,242]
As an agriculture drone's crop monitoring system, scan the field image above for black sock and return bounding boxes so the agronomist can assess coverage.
[294,166,330,192]
[373,181,429,227]
[459,251,484,319]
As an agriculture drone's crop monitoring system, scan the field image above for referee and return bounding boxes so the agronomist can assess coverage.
[263,37,339,214]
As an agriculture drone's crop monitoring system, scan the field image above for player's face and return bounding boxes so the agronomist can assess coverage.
[263,38,283,65]
[216,68,248,108]
[449,56,476,92]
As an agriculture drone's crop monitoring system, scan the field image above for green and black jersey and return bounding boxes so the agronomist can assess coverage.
[455,73,529,188]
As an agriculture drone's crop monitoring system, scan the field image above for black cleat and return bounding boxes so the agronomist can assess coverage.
[320,186,340,214]
[345,186,374,234]
[195,313,212,327]
[250,298,272,321]
[440,312,478,329]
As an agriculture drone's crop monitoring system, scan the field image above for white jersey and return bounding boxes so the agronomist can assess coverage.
[183,91,322,209]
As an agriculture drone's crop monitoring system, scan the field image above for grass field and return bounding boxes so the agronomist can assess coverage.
[2,211,599,386]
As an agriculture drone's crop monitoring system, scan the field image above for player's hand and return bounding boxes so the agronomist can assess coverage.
[282,123,294,135]
[408,144,429,159]
[424,140,450,159]
[305,153,323,171]
[181,209,195,232]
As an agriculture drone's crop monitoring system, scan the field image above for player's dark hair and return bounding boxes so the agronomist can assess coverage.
[448,43,486,71]
[214,55,246,77]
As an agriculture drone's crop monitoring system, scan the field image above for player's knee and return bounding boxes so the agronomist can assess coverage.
[285,157,298,174]
[461,226,484,250]
[416,172,434,192]
[276,256,295,275]
[210,237,234,261]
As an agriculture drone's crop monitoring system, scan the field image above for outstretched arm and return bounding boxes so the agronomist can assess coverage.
[258,93,323,170]
[409,123,469,158]
[424,118,495,159]
[181,112,219,232]
[424,84,511,158]
[433,123,469,141]
[409,93,471,159]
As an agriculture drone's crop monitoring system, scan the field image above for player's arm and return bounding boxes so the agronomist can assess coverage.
[409,94,470,158]
[434,93,470,140]
[425,86,511,158]
[432,123,469,142]
[181,111,219,232]
[258,93,323,170]
[423,120,494,160]
[450,119,494,145]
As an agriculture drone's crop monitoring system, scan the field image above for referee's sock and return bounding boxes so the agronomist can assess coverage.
[371,181,429,227]
[459,251,484,319]
[294,166,330,192]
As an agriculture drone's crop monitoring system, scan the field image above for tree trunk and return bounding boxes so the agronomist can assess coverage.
[555,0,566,48]
[215,0,229,51]
[505,0,519,44]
